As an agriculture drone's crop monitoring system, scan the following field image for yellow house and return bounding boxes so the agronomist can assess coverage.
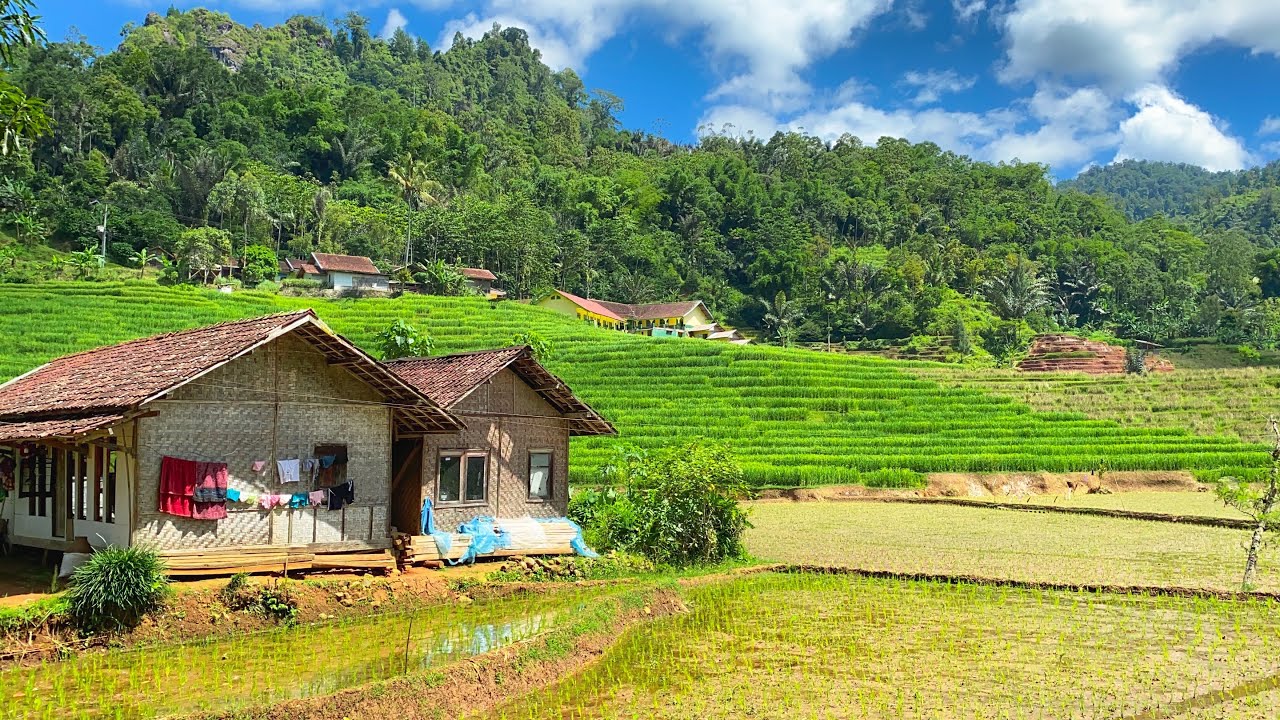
[535,290,747,342]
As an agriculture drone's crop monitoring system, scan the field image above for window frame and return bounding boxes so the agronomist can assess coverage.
[527,449,554,502]
[437,450,489,507]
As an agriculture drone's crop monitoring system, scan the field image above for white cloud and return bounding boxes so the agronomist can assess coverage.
[439,0,896,109]
[902,69,975,105]
[699,84,1123,173]
[1000,0,1280,93]
[1113,85,1250,172]
[952,0,985,22]
[1260,116,1280,137]
[380,8,409,39]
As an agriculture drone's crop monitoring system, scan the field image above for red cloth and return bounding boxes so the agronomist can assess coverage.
[193,462,228,502]
[158,456,197,518]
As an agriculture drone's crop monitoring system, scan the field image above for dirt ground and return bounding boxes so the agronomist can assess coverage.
[755,470,1204,502]
[0,558,519,664]
[0,548,58,606]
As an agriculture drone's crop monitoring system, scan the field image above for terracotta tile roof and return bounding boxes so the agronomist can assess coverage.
[555,291,625,322]
[311,252,382,275]
[0,311,317,419]
[284,258,320,275]
[0,311,463,436]
[554,291,706,322]
[0,414,125,443]
[387,347,616,436]
[460,267,497,281]
[616,300,705,321]
[386,347,526,408]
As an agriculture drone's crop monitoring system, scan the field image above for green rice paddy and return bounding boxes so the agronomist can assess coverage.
[491,572,1280,720]
[0,282,1268,486]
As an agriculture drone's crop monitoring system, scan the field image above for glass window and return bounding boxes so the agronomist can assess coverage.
[464,455,487,502]
[529,452,551,500]
[439,454,461,503]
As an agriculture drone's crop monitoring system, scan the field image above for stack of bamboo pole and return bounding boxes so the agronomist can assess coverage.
[161,545,396,576]
[161,547,314,576]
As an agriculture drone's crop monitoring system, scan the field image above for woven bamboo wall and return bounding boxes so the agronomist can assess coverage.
[133,334,393,551]
[424,368,570,530]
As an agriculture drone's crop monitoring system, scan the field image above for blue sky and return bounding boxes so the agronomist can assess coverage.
[35,0,1280,177]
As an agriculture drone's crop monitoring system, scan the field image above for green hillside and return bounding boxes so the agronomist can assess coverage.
[0,283,1268,486]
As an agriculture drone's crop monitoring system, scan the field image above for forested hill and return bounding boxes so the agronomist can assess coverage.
[1063,160,1280,246]
[4,7,1280,349]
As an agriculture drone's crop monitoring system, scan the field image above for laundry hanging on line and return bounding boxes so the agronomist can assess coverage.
[327,480,355,510]
[276,458,301,484]
[159,456,228,520]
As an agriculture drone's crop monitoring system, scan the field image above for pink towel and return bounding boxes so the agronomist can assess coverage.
[309,490,326,506]
[251,460,267,473]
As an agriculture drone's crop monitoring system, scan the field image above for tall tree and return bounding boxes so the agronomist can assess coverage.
[388,154,444,265]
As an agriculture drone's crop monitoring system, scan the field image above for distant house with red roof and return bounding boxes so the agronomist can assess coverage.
[534,290,750,344]
[459,267,505,299]
[281,253,389,291]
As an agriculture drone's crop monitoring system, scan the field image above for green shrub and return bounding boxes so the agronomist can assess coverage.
[376,319,432,359]
[282,278,322,289]
[254,280,280,293]
[571,441,751,567]
[1237,344,1262,361]
[66,547,169,632]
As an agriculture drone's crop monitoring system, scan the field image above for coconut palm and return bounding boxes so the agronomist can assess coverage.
[985,257,1050,320]
[762,290,804,347]
[388,155,444,266]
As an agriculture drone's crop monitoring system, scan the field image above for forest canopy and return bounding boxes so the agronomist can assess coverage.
[4,7,1280,350]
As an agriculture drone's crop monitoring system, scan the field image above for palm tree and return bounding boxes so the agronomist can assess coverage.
[985,257,1050,320]
[762,291,804,347]
[388,155,444,266]
[133,247,153,279]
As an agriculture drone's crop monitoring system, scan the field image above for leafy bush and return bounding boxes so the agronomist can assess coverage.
[241,244,278,285]
[282,278,322,289]
[377,319,432,359]
[1237,344,1262,361]
[66,547,169,632]
[509,331,553,361]
[571,441,751,567]
[254,280,280,293]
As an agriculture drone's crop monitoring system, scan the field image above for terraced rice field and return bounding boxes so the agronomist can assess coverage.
[0,282,1268,486]
[910,364,1280,448]
[492,572,1280,719]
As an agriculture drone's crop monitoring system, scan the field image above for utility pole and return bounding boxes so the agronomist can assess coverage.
[90,199,108,267]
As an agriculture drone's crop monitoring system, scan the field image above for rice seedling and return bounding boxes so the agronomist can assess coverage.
[489,572,1280,719]
[0,584,613,719]
[746,501,1280,592]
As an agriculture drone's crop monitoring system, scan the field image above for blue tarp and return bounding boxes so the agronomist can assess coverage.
[419,498,453,556]
[452,516,510,565]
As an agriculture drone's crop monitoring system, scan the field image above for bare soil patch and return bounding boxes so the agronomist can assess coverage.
[755,470,1203,502]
